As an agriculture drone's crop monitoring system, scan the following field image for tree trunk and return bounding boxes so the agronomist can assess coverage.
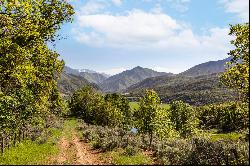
[149,132,153,148]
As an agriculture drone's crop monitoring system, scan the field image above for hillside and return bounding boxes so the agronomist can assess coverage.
[63,66,109,85]
[100,66,173,92]
[79,72,107,85]
[125,73,237,105]
[58,72,100,96]
[180,56,232,76]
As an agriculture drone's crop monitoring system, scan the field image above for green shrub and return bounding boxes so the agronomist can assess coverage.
[123,146,139,156]
[198,102,249,132]
[155,137,249,165]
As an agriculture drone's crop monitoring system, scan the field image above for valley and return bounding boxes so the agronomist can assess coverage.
[60,56,237,105]
[0,0,248,165]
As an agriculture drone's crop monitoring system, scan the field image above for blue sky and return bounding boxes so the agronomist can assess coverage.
[54,0,249,75]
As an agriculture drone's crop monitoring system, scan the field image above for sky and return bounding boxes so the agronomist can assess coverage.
[53,0,249,75]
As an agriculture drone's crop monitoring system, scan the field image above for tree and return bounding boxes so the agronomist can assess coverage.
[169,101,198,138]
[152,107,178,140]
[0,0,74,133]
[69,86,124,127]
[104,93,132,129]
[220,23,249,101]
[134,89,160,147]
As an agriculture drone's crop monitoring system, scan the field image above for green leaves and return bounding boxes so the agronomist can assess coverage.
[69,86,127,127]
[135,90,160,135]
[168,101,198,138]
[0,0,74,133]
[220,23,249,101]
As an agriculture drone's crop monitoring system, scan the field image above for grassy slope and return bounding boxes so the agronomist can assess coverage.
[0,119,78,165]
[0,128,62,165]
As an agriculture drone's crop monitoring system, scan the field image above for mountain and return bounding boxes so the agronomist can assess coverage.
[63,66,80,76]
[180,56,232,77]
[58,71,100,96]
[79,72,108,85]
[63,66,109,85]
[125,73,237,105]
[100,66,174,92]
[125,57,236,105]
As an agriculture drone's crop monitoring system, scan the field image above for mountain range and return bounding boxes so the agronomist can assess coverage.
[63,66,109,85]
[57,71,100,96]
[180,56,232,76]
[99,66,173,92]
[58,56,235,104]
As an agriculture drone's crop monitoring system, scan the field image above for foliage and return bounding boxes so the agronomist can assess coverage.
[79,121,142,152]
[169,100,198,138]
[152,107,179,140]
[155,137,249,165]
[0,121,63,165]
[69,86,124,127]
[0,0,74,135]
[134,89,160,146]
[78,118,249,165]
[220,23,249,101]
[104,93,132,129]
[197,102,249,132]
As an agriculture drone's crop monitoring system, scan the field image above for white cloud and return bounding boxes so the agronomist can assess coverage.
[220,0,249,21]
[73,9,232,60]
[79,1,107,15]
[75,10,181,47]
[111,0,123,6]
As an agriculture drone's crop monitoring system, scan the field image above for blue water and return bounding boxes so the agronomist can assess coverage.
[131,127,138,133]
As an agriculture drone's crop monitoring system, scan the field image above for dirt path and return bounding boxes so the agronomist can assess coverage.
[52,120,107,165]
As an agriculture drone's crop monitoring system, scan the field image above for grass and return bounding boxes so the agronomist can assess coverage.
[0,128,62,165]
[210,132,245,141]
[102,148,153,165]
[129,102,140,110]
[197,129,245,142]
[62,118,78,140]
[129,102,170,110]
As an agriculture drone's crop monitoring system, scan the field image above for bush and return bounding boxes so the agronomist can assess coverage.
[123,146,139,156]
[197,102,249,132]
[155,137,249,165]
[80,122,143,152]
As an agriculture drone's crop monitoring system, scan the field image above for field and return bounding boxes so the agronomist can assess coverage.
[129,102,170,110]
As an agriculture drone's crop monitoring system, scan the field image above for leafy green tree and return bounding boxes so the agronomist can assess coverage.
[0,0,74,133]
[69,86,124,127]
[220,23,249,101]
[134,89,160,147]
[169,101,198,138]
[104,93,132,129]
[152,107,178,140]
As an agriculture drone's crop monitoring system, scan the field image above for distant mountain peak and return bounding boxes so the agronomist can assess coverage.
[79,69,96,73]
[180,56,232,77]
[63,66,109,85]
[100,67,173,92]
[134,66,143,69]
